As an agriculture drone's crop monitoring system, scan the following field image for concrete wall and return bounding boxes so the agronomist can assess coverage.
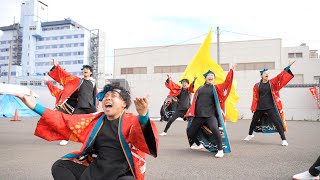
[113,39,320,121]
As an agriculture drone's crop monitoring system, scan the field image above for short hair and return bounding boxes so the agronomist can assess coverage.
[99,83,131,109]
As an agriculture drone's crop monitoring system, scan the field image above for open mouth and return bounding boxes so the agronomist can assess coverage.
[105,103,113,110]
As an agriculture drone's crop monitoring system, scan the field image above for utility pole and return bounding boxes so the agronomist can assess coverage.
[217,26,220,65]
[8,17,15,84]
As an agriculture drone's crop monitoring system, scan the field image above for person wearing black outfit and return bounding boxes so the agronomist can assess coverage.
[48,59,98,146]
[13,83,158,180]
[186,66,235,158]
[244,60,296,146]
[159,75,197,136]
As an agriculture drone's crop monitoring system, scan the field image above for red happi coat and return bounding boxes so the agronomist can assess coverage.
[48,65,98,107]
[165,78,195,97]
[185,69,234,122]
[45,81,62,105]
[34,109,159,180]
[251,67,294,132]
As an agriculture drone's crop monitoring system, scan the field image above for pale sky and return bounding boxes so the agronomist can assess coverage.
[1,0,320,72]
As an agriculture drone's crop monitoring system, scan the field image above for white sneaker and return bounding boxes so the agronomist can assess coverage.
[190,144,204,150]
[159,132,167,136]
[244,134,254,141]
[292,170,319,180]
[215,150,224,158]
[59,140,69,146]
[282,140,288,146]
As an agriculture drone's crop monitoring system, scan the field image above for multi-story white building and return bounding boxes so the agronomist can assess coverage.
[0,0,106,88]
[114,38,320,120]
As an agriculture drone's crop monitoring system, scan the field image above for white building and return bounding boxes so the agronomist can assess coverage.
[114,39,320,120]
[0,0,106,88]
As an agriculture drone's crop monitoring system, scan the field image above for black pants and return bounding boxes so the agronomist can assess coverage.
[163,110,187,133]
[249,109,286,140]
[73,107,97,114]
[51,160,135,180]
[309,156,320,176]
[187,116,222,150]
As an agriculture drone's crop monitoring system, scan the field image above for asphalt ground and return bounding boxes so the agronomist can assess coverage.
[0,117,319,180]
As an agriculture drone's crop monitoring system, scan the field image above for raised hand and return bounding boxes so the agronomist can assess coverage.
[12,90,37,110]
[43,75,49,82]
[134,95,150,116]
[194,76,197,81]
[231,63,237,70]
[288,59,296,66]
[167,74,171,80]
[53,59,59,66]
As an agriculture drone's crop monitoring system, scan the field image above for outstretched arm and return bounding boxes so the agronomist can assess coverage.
[215,65,235,102]
[188,76,197,93]
[48,59,77,86]
[270,60,295,91]
[44,76,62,99]
[131,95,158,157]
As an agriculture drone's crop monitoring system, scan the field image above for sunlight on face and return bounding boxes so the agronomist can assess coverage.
[102,91,126,120]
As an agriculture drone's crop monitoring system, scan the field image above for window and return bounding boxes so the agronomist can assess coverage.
[80,34,84,38]
[288,74,304,84]
[288,52,303,58]
[220,64,229,71]
[154,65,187,73]
[52,45,57,48]
[121,67,147,74]
[52,53,57,57]
[314,76,320,84]
[80,43,84,46]
[295,53,303,58]
[30,81,42,86]
[65,61,71,65]
[59,53,64,56]
[60,36,64,40]
[236,62,275,71]
[74,43,78,47]
[66,35,72,39]
[20,81,27,86]
[74,34,78,38]
[66,44,71,47]
[65,52,71,56]
[59,44,64,48]
[52,36,58,40]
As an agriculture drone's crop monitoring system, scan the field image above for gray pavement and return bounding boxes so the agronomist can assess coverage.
[0,117,319,180]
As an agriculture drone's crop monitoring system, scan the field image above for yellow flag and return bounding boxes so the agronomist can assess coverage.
[180,29,240,122]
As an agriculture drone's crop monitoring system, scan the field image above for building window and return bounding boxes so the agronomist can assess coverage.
[52,36,58,40]
[236,62,275,71]
[314,76,320,84]
[154,65,187,73]
[30,81,42,86]
[66,44,71,47]
[60,36,64,40]
[74,43,78,47]
[66,35,72,39]
[59,44,64,48]
[74,34,78,38]
[288,74,304,84]
[20,81,27,86]
[80,34,84,38]
[220,64,229,71]
[80,42,84,46]
[295,53,303,58]
[288,52,303,58]
[121,67,147,74]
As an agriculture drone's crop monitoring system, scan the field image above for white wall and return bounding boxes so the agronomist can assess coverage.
[114,39,320,121]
